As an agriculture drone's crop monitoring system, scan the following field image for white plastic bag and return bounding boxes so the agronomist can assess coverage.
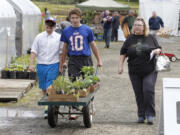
[156,55,170,72]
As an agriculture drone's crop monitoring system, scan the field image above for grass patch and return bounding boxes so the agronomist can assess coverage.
[33,1,75,32]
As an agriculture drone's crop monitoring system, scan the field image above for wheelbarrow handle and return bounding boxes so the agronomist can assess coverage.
[95,65,102,76]
[59,66,66,77]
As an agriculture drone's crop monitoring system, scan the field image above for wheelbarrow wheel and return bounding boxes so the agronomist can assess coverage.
[170,56,177,62]
[48,105,59,128]
[82,104,92,128]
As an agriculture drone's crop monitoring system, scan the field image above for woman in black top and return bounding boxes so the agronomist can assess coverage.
[118,17,161,125]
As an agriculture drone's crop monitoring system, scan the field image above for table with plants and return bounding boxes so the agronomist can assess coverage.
[1,55,37,80]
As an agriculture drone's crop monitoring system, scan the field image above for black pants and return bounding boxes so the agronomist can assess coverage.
[68,55,93,82]
[129,71,158,117]
[111,28,118,41]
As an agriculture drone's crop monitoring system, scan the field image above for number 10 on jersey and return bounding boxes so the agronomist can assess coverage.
[69,35,84,51]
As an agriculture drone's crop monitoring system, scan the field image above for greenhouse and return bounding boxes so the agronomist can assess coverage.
[7,0,41,56]
[0,0,16,70]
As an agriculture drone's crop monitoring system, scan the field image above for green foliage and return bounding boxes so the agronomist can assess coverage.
[3,67,9,71]
[4,54,37,72]
[81,66,94,76]
[52,76,71,93]
[82,11,95,25]
[52,66,100,95]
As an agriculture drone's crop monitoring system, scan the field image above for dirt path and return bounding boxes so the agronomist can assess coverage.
[0,37,180,135]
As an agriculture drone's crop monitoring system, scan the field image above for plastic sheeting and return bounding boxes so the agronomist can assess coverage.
[139,0,180,36]
[7,0,41,56]
[0,0,16,70]
[77,0,130,11]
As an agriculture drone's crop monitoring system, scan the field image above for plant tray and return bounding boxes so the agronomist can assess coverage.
[89,83,99,93]
[47,86,78,102]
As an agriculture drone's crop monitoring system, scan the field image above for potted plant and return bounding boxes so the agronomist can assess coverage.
[1,67,10,79]
[8,68,16,79]
[49,76,79,101]
[81,66,94,76]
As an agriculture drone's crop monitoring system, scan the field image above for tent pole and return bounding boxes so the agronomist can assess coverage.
[21,28,24,56]
[5,34,9,68]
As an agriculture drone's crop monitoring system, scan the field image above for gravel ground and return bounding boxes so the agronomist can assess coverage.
[0,37,180,135]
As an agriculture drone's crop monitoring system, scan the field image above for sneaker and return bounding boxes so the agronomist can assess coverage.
[44,106,48,119]
[147,116,153,125]
[69,115,78,120]
[137,117,145,123]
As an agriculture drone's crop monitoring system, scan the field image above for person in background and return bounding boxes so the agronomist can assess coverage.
[44,8,50,18]
[29,17,63,118]
[149,11,164,36]
[101,10,112,48]
[121,10,136,34]
[118,17,161,125]
[60,17,71,30]
[111,11,120,42]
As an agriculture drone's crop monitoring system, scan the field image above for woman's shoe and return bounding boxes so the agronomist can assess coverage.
[147,116,154,125]
[137,117,145,123]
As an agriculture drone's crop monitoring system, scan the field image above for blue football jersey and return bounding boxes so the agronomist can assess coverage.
[60,24,94,56]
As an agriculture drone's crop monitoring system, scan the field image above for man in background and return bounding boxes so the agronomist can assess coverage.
[121,10,136,34]
[111,11,120,42]
[101,10,112,48]
[149,11,164,36]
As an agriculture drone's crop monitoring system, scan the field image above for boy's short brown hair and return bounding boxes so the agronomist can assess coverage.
[69,8,82,18]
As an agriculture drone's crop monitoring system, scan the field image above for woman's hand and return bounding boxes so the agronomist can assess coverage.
[152,48,161,55]
[118,66,123,74]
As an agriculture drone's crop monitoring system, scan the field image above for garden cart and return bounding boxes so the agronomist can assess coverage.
[38,67,100,128]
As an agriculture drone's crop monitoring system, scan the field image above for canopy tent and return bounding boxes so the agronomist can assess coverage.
[139,0,180,36]
[7,0,41,56]
[0,0,16,70]
[76,0,130,12]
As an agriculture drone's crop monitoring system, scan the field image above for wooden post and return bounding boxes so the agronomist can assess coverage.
[21,28,24,56]
[5,34,9,68]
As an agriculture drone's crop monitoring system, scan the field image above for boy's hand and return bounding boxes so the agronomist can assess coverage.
[29,64,35,72]
[97,61,103,67]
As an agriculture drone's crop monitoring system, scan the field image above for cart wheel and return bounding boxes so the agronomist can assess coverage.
[48,105,59,128]
[82,104,93,128]
[170,56,177,62]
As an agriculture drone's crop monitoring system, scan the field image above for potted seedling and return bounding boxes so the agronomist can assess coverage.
[49,76,79,101]
[8,67,16,79]
[15,65,27,79]
[81,66,94,77]
[1,67,10,79]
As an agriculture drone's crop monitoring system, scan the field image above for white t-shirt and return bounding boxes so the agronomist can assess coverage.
[31,31,63,65]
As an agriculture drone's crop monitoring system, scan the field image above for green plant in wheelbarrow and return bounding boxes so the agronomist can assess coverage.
[85,75,100,84]
[52,76,77,94]
[81,66,94,77]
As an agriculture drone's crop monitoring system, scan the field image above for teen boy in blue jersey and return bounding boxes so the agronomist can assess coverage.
[60,8,102,80]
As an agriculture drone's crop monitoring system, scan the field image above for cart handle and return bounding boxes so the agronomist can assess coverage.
[59,65,66,77]
[95,66,102,76]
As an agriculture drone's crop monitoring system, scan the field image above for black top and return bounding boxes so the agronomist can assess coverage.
[112,16,120,29]
[101,16,112,29]
[120,34,161,75]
